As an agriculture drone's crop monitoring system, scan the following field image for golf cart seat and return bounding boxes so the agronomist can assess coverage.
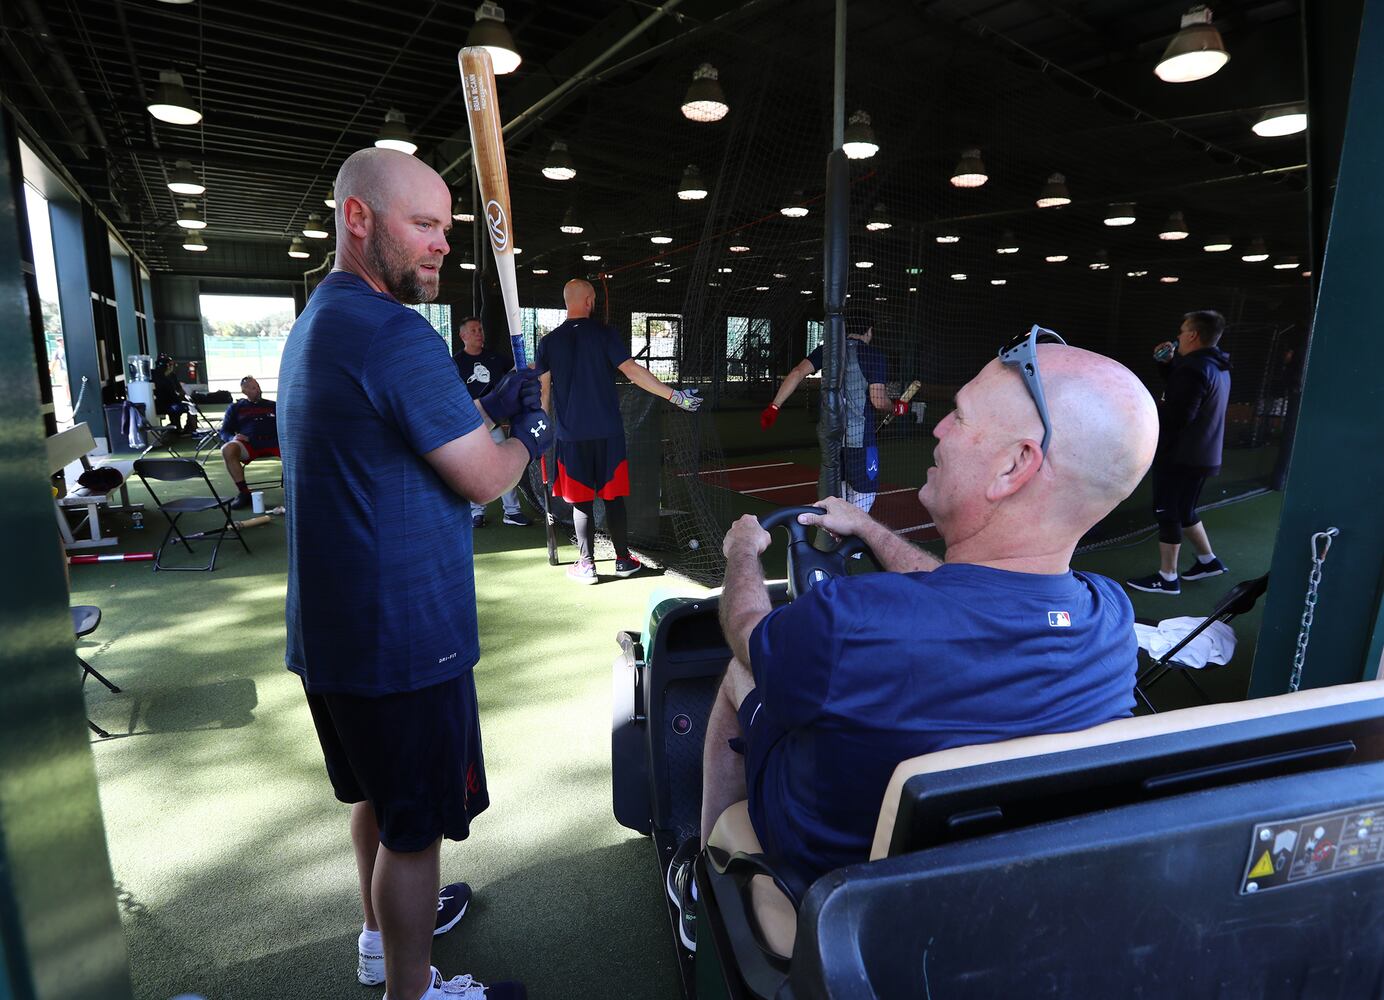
[698,678,1384,999]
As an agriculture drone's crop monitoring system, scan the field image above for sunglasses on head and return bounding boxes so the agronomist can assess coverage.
[997,324,1067,456]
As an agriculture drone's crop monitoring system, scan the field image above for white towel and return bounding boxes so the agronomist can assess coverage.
[1133,616,1237,670]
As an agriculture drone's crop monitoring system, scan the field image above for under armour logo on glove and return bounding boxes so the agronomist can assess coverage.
[528,419,548,439]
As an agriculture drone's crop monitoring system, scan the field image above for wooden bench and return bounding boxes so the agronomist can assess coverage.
[47,423,142,551]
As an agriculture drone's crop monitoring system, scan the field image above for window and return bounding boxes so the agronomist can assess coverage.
[23,183,73,428]
[200,294,295,395]
[630,312,681,382]
[726,316,772,383]
[408,302,450,340]
[805,320,824,376]
[520,307,567,367]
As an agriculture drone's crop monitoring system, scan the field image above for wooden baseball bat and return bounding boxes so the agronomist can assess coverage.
[879,379,922,429]
[458,46,526,369]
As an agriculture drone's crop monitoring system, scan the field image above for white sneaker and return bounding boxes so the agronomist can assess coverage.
[386,966,527,999]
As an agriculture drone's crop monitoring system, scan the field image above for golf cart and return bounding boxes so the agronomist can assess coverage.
[611,506,1384,999]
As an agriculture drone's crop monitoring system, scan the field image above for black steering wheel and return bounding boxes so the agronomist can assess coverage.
[757,505,879,600]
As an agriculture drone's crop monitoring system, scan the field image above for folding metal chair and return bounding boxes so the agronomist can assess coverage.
[133,457,251,571]
[1134,573,1270,711]
[130,402,186,458]
[73,605,120,739]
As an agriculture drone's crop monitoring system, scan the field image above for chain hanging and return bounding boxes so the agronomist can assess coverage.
[1289,527,1340,692]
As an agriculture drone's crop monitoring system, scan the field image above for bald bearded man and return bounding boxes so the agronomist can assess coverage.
[536,278,702,583]
[278,148,533,1000]
[665,328,1160,949]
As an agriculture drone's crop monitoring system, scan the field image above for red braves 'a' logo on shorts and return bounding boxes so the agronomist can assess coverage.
[466,762,482,795]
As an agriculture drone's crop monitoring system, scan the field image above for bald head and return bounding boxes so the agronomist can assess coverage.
[331,148,452,304]
[922,343,1157,565]
[564,279,596,318]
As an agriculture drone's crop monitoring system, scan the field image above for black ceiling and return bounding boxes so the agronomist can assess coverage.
[2,0,1309,301]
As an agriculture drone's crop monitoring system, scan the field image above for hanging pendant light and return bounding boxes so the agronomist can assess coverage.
[1252,104,1307,138]
[287,237,310,259]
[865,204,892,231]
[302,213,329,239]
[324,186,337,209]
[995,231,1019,254]
[147,70,201,125]
[841,111,878,160]
[1155,6,1229,83]
[681,63,728,122]
[542,140,576,181]
[176,201,205,229]
[1035,172,1070,208]
[167,160,205,196]
[182,231,208,252]
[677,164,708,201]
[1104,202,1137,226]
[950,148,988,188]
[1159,210,1190,240]
[374,109,417,155]
[559,208,583,234]
[466,2,521,75]
[781,192,809,218]
[1241,238,1269,262]
[649,231,673,245]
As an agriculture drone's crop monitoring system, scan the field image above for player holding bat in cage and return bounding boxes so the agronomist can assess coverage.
[760,310,906,512]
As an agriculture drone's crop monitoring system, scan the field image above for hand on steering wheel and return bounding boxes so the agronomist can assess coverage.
[757,502,879,600]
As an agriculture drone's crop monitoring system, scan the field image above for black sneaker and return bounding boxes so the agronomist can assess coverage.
[229,492,252,510]
[1126,573,1181,595]
[665,837,699,952]
[501,511,531,527]
[1181,556,1228,581]
[472,513,486,529]
[434,881,471,936]
[613,556,643,578]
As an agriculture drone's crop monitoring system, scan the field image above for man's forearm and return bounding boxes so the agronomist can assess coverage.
[861,517,941,573]
[624,361,672,401]
[473,438,531,503]
[719,548,773,667]
[771,368,806,408]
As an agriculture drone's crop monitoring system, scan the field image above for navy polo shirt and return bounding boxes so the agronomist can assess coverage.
[278,271,484,696]
[745,562,1137,891]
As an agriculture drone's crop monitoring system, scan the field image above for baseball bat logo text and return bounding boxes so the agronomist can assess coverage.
[486,200,510,252]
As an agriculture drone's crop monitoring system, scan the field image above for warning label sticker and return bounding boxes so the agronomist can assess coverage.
[1241,805,1384,894]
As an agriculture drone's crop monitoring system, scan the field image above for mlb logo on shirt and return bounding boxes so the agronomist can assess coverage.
[1048,611,1072,628]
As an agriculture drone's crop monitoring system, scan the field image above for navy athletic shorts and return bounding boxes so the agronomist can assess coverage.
[554,435,630,503]
[841,445,880,494]
[304,671,490,852]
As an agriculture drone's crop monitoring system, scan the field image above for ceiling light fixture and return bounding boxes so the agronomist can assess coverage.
[1160,275,1180,283]
[466,2,522,75]
[287,237,310,259]
[1253,104,1307,138]
[1241,237,1269,262]
[996,231,1019,254]
[542,140,576,181]
[780,192,808,218]
[532,268,549,275]
[1045,254,1068,263]
[935,231,960,244]
[1104,202,1137,226]
[452,199,474,222]
[950,148,988,188]
[677,164,708,201]
[717,266,732,273]
[1159,210,1190,240]
[1155,5,1229,83]
[374,109,417,155]
[755,286,769,292]
[1035,172,1071,208]
[950,273,967,281]
[1203,237,1233,252]
[559,208,583,234]
[182,231,208,252]
[302,213,329,239]
[865,203,892,231]
[1126,270,1149,278]
[325,186,337,209]
[147,70,201,125]
[854,260,874,269]
[167,160,204,196]
[175,201,205,229]
[460,260,477,270]
[582,254,602,262]
[841,110,879,160]
[650,231,673,244]
[1273,255,1301,270]
[1089,251,1110,271]
[990,279,1007,286]
[681,63,728,122]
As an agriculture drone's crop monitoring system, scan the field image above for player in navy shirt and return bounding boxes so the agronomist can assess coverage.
[536,278,702,584]
[219,375,279,509]
[453,315,528,528]
[761,312,903,511]
[278,148,537,1000]
[667,339,1161,944]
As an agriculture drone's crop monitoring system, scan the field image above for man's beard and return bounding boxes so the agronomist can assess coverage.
[366,226,438,304]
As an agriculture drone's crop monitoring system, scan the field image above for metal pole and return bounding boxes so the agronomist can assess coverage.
[833,0,846,149]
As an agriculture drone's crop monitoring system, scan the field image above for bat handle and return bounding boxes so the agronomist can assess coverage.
[540,454,549,485]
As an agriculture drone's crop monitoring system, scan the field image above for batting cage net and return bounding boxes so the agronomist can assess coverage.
[507,1,1308,587]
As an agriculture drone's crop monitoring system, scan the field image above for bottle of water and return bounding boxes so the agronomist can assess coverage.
[131,509,144,530]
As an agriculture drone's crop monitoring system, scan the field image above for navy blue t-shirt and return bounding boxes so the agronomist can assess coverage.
[745,562,1136,890]
[278,271,484,696]
[535,318,631,440]
[808,341,888,449]
[219,398,278,450]
[455,348,513,401]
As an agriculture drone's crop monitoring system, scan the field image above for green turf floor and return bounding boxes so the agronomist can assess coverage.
[75,454,693,1000]
[72,445,1282,999]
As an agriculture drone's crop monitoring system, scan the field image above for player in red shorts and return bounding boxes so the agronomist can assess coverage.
[220,375,279,509]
